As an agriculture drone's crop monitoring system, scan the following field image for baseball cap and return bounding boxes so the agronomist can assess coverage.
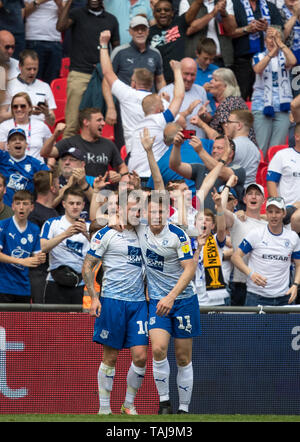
[60,147,85,161]
[245,182,264,196]
[130,15,149,28]
[218,184,238,199]
[7,128,26,141]
[266,196,286,210]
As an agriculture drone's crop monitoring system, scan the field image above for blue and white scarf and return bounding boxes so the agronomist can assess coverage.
[241,0,271,54]
[263,50,293,116]
[282,4,300,64]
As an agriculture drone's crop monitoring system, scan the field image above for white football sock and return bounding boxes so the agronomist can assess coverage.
[97,362,115,410]
[152,357,170,402]
[124,362,146,407]
[177,362,193,411]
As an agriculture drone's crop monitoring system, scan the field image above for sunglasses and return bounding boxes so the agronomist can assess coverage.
[12,104,27,110]
[4,44,15,50]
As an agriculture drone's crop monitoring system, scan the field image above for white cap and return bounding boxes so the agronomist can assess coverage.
[266,197,286,210]
[245,182,264,196]
[130,15,149,28]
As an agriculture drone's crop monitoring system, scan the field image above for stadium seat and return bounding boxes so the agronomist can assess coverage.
[266,144,288,163]
[102,124,115,141]
[120,145,127,160]
[256,160,268,185]
[51,78,67,124]
[246,101,252,110]
[259,164,268,187]
[60,57,70,78]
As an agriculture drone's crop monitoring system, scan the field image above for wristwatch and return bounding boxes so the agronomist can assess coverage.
[218,159,226,165]
[293,282,299,287]
[100,44,108,49]
[242,26,249,34]
[33,0,40,6]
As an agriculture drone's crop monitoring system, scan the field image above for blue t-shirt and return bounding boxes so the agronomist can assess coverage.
[194,62,218,115]
[147,138,213,195]
[0,151,49,206]
[0,216,41,296]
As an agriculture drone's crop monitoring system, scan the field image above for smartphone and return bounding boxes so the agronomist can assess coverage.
[182,129,196,139]
[37,101,45,107]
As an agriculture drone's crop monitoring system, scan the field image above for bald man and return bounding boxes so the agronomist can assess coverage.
[0,30,19,80]
[160,57,211,139]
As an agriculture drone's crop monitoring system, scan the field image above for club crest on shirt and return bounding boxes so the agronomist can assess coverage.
[100,329,109,339]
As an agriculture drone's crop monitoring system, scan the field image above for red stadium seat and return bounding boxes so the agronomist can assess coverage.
[102,124,115,141]
[120,145,127,160]
[246,101,252,110]
[266,144,288,163]
[51,78,67,124]
[256,160,268,185]
[60,57,70,78]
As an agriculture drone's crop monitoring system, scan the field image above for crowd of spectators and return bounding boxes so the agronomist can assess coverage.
[0,0,300,309]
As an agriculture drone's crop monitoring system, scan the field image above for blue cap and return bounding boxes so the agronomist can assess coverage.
[218,184,238,199]
[7,128,27,141]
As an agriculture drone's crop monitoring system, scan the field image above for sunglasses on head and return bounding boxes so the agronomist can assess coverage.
[12,104,27,110]
[267,197,284,202]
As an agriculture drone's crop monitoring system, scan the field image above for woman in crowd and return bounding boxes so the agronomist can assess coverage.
[251,26,296,157]
[0,92,52,162]
[192,68,257,144]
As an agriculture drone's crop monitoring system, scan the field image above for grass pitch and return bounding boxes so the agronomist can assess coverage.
[1,414,300,422]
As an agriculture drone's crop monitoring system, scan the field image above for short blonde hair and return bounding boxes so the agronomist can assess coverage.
[213,68,241,98]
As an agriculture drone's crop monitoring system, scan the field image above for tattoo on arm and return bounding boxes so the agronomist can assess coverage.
[82,254,101,299]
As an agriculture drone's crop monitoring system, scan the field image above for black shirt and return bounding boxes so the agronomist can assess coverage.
[232,0,283,57]
[28,202,58,230]
[148,15,189,84]
[56,135,123,177]
[69,8,120,74]
[111,41,164,86]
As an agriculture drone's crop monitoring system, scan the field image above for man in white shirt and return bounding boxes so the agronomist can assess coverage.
[128,59,185,183]
[232,196,300,306]
[222,180,267,305]
[267,122,300,207]
[0,30,19,81]
[40,186,90,304]
[24,0,66,85]
[6,49,56,126]
[160,57,211,139]
[224,109,260,187]
[99,29,154,155]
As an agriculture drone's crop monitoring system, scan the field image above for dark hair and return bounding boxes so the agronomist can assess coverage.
[78,107,103,129]
[13,190,34,203]
[19,49,38,65]
[196,37,217,56]
[62,186,85,201]
[33,167,59,195]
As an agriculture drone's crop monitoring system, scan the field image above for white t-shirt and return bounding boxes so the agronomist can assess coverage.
[204,0,234,56]
[0,118,51,161]
[231,136,260,187]
[239,225,300,297]
[88,226,145,301]
[267,148,300,206]
[229,213,267,283]
[111,79,151,153]
[6,77,57,122]
[7,58,19,81]
[192,233,229,306]
[136,222,194,300]
[24,0,64,42]
[128,109,174,177]
[40,215,90,282]
[160,82,210,139]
